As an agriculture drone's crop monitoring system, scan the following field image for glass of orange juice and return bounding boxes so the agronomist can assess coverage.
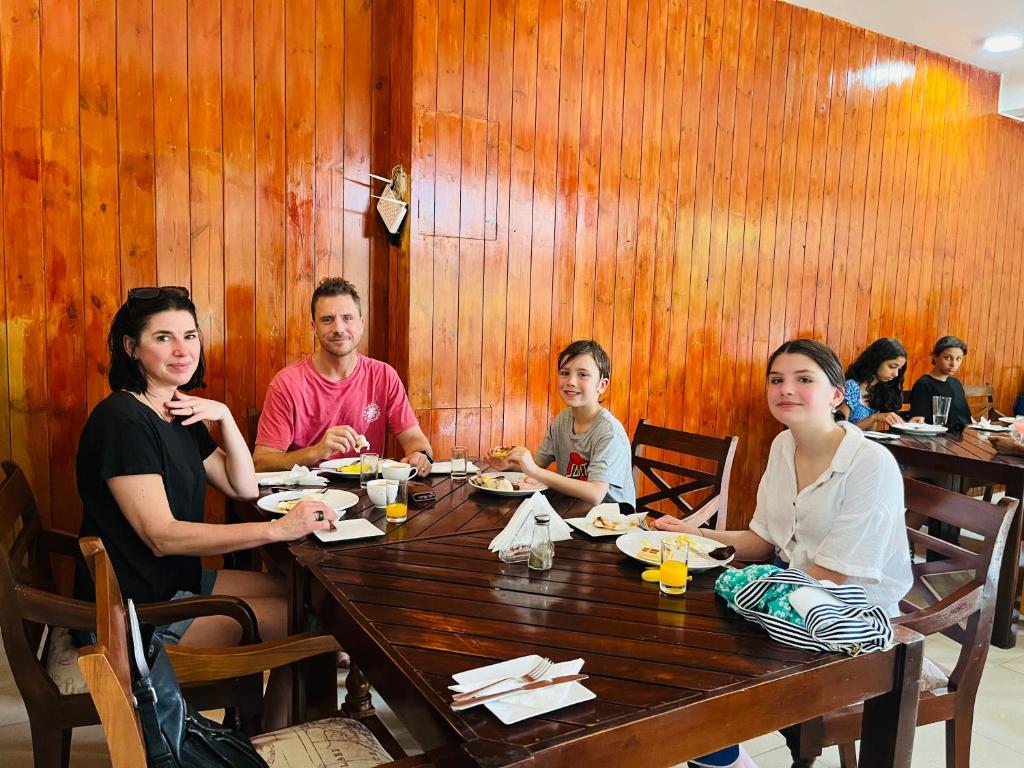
[659,538,690,596]
[385,478,408,523]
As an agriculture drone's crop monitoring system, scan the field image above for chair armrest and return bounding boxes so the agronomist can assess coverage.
[15,584,97,630]
[166,632,341,683]
[136,595,260,644]
[988,407,1007,419]
[893,580,981,636]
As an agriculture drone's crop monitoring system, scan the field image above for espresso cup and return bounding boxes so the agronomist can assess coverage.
[382,462,417,481]
[366,479,398,508]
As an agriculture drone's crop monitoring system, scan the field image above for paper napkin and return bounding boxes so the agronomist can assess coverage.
[256,465,329,487]
[488,492,573,552]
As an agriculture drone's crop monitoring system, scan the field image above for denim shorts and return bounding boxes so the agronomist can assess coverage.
[155,568,219,645]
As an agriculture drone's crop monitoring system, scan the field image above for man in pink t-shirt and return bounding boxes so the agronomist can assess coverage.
[253,278,434,475]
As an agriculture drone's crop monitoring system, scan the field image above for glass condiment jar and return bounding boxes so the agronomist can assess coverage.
[527,512,554,571]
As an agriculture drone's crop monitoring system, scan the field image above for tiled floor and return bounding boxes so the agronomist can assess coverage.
[1,629,1021,766]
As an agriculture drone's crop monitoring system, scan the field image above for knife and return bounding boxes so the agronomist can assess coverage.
[450,674,588,710]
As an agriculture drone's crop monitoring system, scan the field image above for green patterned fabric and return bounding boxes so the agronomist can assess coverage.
[714,564,805,627]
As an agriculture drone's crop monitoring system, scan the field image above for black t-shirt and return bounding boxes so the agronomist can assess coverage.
[74,391,218,603]
[908,374,972,431]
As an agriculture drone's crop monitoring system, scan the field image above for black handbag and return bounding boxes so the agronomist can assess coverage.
[126,600,269,768]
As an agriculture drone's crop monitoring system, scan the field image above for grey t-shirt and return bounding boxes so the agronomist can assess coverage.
[535,408,636,506]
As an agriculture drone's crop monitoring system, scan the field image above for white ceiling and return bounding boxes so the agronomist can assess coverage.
[787,1,1024,114]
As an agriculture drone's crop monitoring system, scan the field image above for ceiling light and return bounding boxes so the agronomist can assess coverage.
[982,34,1023,53]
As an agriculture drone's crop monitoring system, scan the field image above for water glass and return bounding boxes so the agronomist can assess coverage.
[451,446,468,480]
[385,478,408,523]
[932,396,952,426]
[359,452,379,488]
[659,538,690,596]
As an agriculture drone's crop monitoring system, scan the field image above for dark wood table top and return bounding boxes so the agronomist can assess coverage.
[294,497,922,767]
[875,427,1023,649]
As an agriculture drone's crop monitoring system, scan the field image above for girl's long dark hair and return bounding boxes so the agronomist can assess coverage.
[844,337,907,413]
[107,293,206,393]
[767,339,845,389]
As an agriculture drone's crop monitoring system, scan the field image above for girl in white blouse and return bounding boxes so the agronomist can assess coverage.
[656,338,912,614]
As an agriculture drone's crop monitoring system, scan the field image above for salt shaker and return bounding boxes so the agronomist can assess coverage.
[527,512,554,571]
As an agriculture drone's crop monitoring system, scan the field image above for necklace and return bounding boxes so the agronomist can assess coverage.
[137,390,173,423]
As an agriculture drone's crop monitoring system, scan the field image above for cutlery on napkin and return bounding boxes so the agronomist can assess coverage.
[862,431,899,440]
[450,674,589,710]
[256,465,328,487]
[488,492,573,552]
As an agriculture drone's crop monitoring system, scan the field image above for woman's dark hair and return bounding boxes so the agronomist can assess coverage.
[107,292,206,393]
[557,339,611,380]
[932,335,968,357]
[844,337,907,413]
[766,339,844,390]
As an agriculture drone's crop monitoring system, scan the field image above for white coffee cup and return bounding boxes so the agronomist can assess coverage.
[382,462,417,481]
[366,479,398,508]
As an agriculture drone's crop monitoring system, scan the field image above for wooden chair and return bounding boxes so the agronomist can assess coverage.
[77,537,431,768]
[630,420,738,530]
[963,383,1005,421]
[0,461,289,765]
[788,477,1018,768]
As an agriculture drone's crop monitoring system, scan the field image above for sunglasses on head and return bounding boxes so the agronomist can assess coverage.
[126,286,190,302]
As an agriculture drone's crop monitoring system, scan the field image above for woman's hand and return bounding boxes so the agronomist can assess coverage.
[874,411,903,427]
[652,515,703,536]
[272,500,339,542]
[167,390,231,425]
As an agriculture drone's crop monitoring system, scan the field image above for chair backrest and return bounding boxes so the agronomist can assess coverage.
[630,420,738,530]
[963,383,997,420]
[898,478,1016,700]
[77,537,148,767]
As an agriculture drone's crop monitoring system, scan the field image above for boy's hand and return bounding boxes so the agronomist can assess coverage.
[506,446,537,474]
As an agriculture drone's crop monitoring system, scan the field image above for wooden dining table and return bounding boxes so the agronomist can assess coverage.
[249,470,925,767]
[878,425,1024,648]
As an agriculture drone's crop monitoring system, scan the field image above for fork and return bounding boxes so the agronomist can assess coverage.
[452,658,552,701]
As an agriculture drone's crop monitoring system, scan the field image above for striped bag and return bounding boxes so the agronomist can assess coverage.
[717,567,893,656]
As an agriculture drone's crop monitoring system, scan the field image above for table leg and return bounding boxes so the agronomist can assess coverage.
[343,663,376,719]
[857,630,923,768]
[991,480,1022,649]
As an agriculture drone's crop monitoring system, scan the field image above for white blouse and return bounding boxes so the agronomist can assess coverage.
[749,421,912,612]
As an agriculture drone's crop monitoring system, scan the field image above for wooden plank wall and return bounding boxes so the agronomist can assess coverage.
[0,0,394,530]
[405,0,1024,523]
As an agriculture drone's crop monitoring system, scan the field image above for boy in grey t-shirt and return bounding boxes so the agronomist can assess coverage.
[490,340,636,507]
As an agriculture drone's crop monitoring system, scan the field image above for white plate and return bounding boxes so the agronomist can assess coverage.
[967,422,1011,432]
[468,472,548,497]
[615,530,734,571]
[312,518,387,544]
[889,422,949,435]
[998,416,1024,424]
[318,457,362,470]
[429,460,481,475]
[450,656,593,725]
[565,516,643,538]
[257,489,360,515]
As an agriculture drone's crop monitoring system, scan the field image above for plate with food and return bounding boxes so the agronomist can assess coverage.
[889,422,948,435]
[565,503,644,537]
[998,416,1024,424]
[257,489,360,515]
[615,530,734,571]
[319,457,400,477]
[468,472,547,497]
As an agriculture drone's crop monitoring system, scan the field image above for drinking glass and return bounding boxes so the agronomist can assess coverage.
[659,538,690,596]
[359,452,379,488]
[932,396,952,426]
[385,478,408,523]
[451,446,468,480]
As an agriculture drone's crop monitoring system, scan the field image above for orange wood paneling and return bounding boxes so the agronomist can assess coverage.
[1,0,394,530]
[5,0,1024,532]
[400,0,1024,523]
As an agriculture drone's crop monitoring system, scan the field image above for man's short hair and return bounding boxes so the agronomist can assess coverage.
[557,339,611,380]
[310,277,362,320]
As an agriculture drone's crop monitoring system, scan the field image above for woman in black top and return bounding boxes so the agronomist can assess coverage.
[76,287,338,651]
[908,336,973,431]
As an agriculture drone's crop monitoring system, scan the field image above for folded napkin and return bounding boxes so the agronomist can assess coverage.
[862,430,899,440]
[488,492,573,552]
[256,465,328,487]
[585,502,644,531]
